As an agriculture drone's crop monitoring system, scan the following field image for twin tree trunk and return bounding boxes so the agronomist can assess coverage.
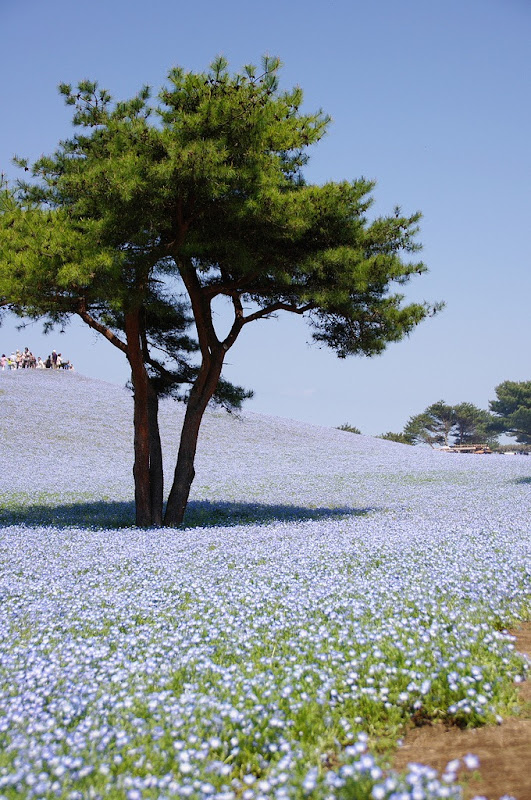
[125,307,224,527]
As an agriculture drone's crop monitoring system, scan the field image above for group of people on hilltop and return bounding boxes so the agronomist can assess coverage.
[0,348,74,371]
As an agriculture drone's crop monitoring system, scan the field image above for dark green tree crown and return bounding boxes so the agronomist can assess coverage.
[3,56,440,364]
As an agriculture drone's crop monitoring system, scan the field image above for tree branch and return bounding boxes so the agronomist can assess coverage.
[178,260,219,361]
[76,304,128,354]
[144,351,195,386]
[222,292,245,351]
[242,301,315,325]
[203,270,262,300]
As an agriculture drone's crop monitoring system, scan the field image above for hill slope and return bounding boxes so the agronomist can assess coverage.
[1,369,529,527]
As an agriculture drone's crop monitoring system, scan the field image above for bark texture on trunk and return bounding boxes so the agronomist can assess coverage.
[125,310,153,527]
[147,382,164,526]
[76,304,164,526]
[164,355,224,526]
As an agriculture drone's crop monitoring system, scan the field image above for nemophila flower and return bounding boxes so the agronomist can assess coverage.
[462,754,480,770]
[0,372,529,799]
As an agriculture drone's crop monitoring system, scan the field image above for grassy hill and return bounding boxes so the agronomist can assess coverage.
[0,370,530,799]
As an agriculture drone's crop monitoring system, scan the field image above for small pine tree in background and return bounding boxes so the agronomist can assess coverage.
[336,423,362,434]
[378,431,413,445]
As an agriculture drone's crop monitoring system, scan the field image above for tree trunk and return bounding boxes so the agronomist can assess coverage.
[76,304,165,525]
[164,357,224,526]
[147,381,164,526]
[124,310,152,527]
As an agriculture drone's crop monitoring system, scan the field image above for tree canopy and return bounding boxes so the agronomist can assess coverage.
[401,401,500,448]
[403,402,456,447]
[490,380,531,444]
[0,56,440,525]
[452,401,501,445]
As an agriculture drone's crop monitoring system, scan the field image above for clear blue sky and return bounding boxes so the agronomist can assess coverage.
[1,0,529,434]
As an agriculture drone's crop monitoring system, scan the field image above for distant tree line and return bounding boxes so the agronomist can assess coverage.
[338,380,531,448]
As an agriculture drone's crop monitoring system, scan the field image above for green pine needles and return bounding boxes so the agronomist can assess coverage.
[0,56,442,525]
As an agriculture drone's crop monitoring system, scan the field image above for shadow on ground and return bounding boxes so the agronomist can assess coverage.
[512,475,531,484]
[0,498,374,530]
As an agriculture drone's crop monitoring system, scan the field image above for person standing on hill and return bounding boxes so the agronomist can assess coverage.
[0,354,6,371]
[51,350,58,369]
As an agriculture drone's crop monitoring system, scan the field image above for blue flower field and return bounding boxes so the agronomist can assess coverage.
[0,371,530,800]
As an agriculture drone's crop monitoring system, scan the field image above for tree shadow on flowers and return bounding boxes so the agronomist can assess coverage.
[0,497,375,530]
[182,500,374,529]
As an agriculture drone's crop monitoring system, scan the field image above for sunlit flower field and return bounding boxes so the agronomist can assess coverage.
[1,370,530,800]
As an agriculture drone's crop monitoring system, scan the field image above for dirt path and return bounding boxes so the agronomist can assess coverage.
[392,623,531,800]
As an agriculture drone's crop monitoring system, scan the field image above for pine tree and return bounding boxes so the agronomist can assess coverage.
[1,57,441,525]
[403,402,454,447]
[401,400,501,448]
[452,402,500,446]
[490,381,531,444]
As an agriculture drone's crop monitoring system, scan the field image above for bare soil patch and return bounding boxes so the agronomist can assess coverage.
[392,623,531,800]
